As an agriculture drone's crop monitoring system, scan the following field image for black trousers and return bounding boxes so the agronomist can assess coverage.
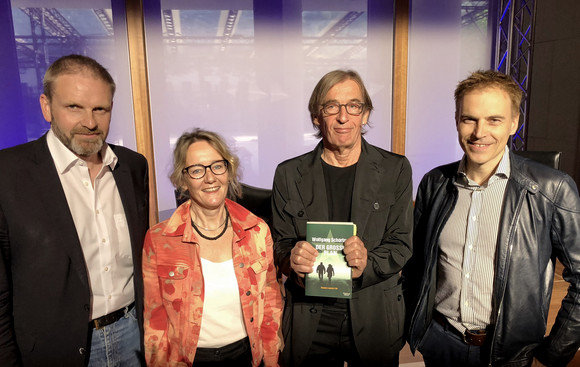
[300,301,363,367]
[193,337,260,367]
[419,319,490,367]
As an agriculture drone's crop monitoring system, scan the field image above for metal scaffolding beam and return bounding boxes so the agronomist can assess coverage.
[20,8,81,38]
[304,11,365,58]
[93,9,114,36]
[495,0,536,151]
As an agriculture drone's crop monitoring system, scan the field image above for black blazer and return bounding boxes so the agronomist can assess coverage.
[0,134,149,366]
[272,139,414,366]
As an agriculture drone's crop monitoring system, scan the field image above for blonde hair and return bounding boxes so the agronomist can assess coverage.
[170,129,241,200]
[455,70,523,119]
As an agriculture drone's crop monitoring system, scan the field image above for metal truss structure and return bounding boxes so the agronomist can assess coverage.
[157,7,368,65]
[161,8,254,53]
[15,5,370,69]
[494,0,536,151]
[461,0,489,32]
[303,11,366,59]
[15,7,114,92]
[93,9,114,36]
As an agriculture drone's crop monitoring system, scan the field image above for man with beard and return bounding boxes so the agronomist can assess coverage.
[0,55,149,366]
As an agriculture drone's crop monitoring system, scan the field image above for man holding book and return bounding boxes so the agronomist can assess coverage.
[271,69,414,367]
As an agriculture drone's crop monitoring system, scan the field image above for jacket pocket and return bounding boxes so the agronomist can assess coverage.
[157,264,188,279]
[383,281,405,341]
[157,264,199,298]
[249,258,268,274]
[249,258,269,294]
[283,200,308,237]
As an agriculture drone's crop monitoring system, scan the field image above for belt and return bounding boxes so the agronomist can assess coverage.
[91,302,134,330]
[432,311,487,346]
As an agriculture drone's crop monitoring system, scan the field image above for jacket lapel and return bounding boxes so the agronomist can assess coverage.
[492,153,537,310]
[32,135,90,288]
[296,143,329,221]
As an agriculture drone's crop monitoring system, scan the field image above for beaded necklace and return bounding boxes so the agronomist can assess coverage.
[191,207,230,241]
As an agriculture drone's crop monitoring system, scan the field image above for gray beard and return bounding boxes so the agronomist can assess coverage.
[52,124,105,157]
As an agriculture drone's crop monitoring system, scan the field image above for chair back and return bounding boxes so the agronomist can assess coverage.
[236,184,273,226]
[514,150,561,170]
[174,183,273,225]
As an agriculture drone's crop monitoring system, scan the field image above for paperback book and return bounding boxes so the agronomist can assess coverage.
[304,221,356,299]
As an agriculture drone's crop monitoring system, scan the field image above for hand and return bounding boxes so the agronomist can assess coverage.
[531,358,547,367]
[290,241,318,278]
[343,236,367,279]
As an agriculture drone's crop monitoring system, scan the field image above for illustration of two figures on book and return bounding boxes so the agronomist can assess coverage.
[306,252,352,299]
[316,262,335,283]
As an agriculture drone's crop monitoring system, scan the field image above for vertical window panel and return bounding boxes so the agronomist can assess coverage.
[145,0,394,216]
[4,0,135,150]
[406,0,494,196]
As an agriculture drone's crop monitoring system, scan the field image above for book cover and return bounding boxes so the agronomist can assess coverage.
[305,221,356,299]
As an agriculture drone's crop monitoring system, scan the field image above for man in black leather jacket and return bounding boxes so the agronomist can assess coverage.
[405,70,580,366]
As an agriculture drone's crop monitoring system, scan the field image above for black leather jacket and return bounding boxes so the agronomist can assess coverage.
[405,152,580,366]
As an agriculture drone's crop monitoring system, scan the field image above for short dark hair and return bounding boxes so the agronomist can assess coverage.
[170,128,242,201]
[455,70,523,120]
[308,69,374,138]
[43,54,116,100]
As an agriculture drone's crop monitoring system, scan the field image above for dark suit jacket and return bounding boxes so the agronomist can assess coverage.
[0,134,149,366]
[272,138,413,366]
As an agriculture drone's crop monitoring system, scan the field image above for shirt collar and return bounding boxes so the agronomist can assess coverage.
[456,145,511,187]
[46,129,117,174]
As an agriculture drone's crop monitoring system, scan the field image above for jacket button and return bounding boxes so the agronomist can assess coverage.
[250,317,254,322]
[246,291,251,296]
[79,347,86,355]
[398,295,402,301]
[298,210,304,217]
[373,202,380,210]
[239,263,244,268]
[309,307,317,314]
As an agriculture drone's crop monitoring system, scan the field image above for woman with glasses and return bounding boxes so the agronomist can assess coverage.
[271,70,413,367]
[143,129,282,366]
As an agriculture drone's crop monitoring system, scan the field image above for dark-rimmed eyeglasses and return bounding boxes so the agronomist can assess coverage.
[182,160,228,180]
[320,102,365,116]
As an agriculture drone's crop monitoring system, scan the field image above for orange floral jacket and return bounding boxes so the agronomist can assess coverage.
[143,199,282,366]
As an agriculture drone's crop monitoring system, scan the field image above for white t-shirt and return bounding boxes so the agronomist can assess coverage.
[197,258,247,348]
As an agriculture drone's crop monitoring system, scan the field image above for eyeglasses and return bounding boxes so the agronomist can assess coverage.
[182,160,228,180]
[320,102,365,116]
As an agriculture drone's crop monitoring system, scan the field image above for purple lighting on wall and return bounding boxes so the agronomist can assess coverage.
[0,0,26,150]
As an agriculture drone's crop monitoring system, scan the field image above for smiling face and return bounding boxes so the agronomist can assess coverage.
[314,79,370,154]
[183,140,230,211]
[40,72,112,161]
[457,87,518,181]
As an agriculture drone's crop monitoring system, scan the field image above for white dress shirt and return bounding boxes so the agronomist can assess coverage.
[47,130,134,320]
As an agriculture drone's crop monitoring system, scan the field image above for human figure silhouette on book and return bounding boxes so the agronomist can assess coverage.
[326,264,335,283]
[316,262,326,281]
